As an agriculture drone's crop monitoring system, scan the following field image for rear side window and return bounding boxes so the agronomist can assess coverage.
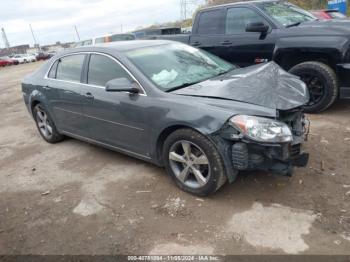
[56,55,85,82]
[48,60,58,78]
[197,10,223,35]
[87,54,131,86]
[226,7,266,34]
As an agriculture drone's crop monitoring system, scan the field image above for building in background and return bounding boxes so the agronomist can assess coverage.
[0,45,30,56]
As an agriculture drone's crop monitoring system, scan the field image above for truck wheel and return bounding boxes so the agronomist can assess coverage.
[163,128,227,196]
[289,62,338,113]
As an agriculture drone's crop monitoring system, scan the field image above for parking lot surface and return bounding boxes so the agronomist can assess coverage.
[0,62,350,255]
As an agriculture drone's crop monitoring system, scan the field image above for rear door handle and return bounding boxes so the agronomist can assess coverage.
[191,41,201,46]
[85,92,94,99]
[221,40,233,45]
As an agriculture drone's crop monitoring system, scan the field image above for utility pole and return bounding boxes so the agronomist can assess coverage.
[74,25,81,41]
[1,28,10,48]
[29,24,39,51]
[180,0,201,21]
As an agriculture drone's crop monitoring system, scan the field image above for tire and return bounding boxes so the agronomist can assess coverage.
[163,128,227,196]
[33,104,64,143]
[289,61,338,113]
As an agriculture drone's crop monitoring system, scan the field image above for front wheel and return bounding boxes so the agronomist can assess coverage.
[163,129,227,196]
[289,61,338,113]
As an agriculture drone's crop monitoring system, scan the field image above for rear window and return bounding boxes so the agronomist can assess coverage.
[55,55,85,82]
[197,9,223,35]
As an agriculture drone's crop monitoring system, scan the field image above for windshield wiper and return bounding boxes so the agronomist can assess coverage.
[286,22,302,28]
[166,82,198,93]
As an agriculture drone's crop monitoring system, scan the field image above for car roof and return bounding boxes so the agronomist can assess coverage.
[201,0,280,10]
[75,40,173,52]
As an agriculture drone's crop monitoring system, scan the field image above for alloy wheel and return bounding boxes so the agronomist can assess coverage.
[36,107,53,139]
[168,140,210,189]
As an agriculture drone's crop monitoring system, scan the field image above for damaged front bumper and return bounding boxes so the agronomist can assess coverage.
[213,110,309,182]
[230,140,309,177]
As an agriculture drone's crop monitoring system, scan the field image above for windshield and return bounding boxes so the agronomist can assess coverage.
[125,43,235,91]
[328,11,347,19]
[258,1,316,27]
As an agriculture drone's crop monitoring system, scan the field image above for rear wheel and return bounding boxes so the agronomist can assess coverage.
[163,129,227,196]
[289,61,338,113]
[33,104,64,143]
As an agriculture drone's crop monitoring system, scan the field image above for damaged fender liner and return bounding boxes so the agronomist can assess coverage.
[210,122,309,183]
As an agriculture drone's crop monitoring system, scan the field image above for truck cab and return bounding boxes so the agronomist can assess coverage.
[157,0,350,113]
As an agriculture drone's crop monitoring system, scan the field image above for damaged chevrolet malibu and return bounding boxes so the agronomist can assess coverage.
[22,40,310,196]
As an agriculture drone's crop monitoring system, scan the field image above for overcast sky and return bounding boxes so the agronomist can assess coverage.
[0,0,203,48]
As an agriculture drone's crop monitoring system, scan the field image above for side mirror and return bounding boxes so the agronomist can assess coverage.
[246,22,269,33]
[105,78,140,93]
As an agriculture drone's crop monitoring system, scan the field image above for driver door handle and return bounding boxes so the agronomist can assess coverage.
[221,40,233,45]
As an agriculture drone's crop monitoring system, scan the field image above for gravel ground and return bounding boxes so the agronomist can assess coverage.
[0,62,349,255]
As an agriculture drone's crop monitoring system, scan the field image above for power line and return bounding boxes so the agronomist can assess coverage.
[29,24,38,46]
[74,25,81,41]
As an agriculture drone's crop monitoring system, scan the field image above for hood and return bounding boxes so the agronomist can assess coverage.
[286,19,350,36]
[173,62,309,110]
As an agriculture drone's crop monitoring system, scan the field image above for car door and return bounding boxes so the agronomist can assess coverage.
[222,6,276,67]
[45,54,89,136]
[81,53,149,156]
[190,9,229,59]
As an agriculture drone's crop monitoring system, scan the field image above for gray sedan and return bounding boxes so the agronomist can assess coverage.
[22,40,309,196]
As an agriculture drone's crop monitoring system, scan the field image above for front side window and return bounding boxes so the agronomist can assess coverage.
[56,55,85,82]
[197,9,223,35]
[87,54,131,86]
[226,7,266,34]
[125,43,235,92]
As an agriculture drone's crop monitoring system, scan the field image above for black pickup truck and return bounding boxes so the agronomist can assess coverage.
[152,0,350,113]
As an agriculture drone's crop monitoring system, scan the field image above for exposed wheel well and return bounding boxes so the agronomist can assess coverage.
[31,100,41,117]
[276,52,336,71]
[156,125,195,165]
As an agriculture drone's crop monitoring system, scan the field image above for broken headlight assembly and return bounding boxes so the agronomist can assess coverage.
[229,115,293,143]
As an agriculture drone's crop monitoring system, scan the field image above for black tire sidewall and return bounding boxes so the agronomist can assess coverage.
[289,62,338,113]
[163,129,226,196]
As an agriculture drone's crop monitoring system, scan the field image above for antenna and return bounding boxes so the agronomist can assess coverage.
[1,28,10,48]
